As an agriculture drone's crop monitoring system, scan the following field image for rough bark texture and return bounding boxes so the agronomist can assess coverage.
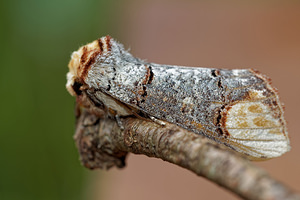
[74,109,299,200]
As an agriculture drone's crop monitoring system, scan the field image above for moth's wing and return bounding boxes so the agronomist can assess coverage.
[99,67,290,160]
[219,100,289,160]
[216,70,290,160]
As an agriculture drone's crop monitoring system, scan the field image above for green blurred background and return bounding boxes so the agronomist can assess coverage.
[0,0,122,199]
[1,0,300,200]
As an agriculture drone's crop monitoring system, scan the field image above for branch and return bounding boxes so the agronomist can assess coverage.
[74,109,299,200]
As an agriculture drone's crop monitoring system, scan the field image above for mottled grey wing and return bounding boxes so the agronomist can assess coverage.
[100,63,288,159]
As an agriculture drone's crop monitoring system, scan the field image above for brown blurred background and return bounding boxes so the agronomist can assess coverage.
[1,0,299,200]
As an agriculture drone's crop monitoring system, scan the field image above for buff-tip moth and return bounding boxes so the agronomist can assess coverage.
[66,35,290,160]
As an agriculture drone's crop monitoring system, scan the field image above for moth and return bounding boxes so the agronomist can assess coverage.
[66,35,290,160]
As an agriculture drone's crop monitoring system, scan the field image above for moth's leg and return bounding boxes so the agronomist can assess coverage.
[115,115,124,130]
[130,110,166,126]
[149,116,166,126]
[123,106,166,126]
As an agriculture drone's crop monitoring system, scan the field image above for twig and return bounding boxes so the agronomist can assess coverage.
[74,109,300,200]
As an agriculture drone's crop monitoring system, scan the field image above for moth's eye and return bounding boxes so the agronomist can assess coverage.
[72,81,83,95]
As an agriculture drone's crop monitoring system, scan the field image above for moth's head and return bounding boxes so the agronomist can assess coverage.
[66,36,112,96]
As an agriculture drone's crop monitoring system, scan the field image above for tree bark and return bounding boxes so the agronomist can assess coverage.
[74,109,299,200]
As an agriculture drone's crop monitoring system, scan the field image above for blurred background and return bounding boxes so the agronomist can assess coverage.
[1,0,299,199]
